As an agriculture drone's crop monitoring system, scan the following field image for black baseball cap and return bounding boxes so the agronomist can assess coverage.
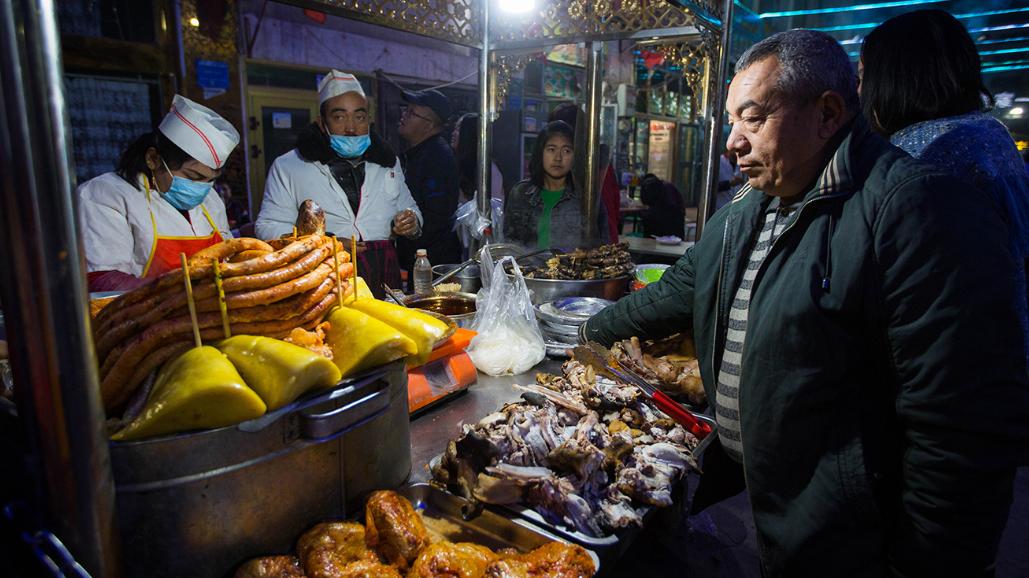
[401,89,452,124]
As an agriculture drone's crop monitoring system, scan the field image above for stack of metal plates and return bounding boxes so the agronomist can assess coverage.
[534,297,614,357]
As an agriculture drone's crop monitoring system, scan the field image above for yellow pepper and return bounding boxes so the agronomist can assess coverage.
[216,335,342,410]
[325,306,418,378]
[353,276,374,300]
[112,346,266,441]
[347,298,448,366]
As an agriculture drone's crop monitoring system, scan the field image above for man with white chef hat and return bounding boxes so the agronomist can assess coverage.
[78,94,239,292]
[256,69,422,298]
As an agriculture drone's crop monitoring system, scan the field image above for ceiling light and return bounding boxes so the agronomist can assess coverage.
[498,0,534,13]
[1009,107,1024,116]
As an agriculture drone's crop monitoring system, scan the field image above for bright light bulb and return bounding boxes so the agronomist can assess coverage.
[1010,107,1025,116]
[498,0,535,13]
[189,17,200,27]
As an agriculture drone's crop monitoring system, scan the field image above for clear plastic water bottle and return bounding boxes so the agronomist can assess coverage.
[413,249,432,295]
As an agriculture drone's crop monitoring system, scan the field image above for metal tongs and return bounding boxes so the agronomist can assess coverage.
[574,342,713,438]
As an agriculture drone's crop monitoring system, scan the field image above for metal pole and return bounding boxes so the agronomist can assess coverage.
[0,0,120,575]
[474,0,491,248]
[696,0,735,240]
[582,40,603,246]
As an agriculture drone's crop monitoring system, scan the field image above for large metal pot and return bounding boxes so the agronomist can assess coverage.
[432,263,481,293]
[513,275,630,305]
[404,292,477,328]
[110,361,410,578]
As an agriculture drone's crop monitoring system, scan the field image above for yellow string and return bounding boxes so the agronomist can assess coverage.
[213,259,231,339]
[180,253,202,349]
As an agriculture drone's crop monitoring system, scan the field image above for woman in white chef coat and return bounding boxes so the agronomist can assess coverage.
[78,95,239,292]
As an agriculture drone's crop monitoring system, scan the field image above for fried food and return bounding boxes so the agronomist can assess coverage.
[407,541,497,578]
[512,542,594,578]
[333,560,401,577]
[234,555,305,578]
[298,522,380,578]
[520,243,632,280]
[364,490,430,569]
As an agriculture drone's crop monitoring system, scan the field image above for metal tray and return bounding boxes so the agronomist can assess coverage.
[395,483,601,572]
[428,413,717,563]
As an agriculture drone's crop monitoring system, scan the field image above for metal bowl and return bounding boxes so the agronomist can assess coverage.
[405,292,477,329]
[432,264,481,294]
[511,274,630,305]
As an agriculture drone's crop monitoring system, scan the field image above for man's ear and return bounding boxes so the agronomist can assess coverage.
[816,90,848,139]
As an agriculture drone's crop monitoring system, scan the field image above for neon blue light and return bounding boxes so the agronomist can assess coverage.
[758,0,943,19]
[971,23,1029,33]
[983,64,1029,74]
[979,36,1029,46]
[980,47,1029,56]
[813,7,1029,33]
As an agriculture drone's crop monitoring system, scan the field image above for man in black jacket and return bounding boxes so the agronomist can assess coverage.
[396,89,462,276]
[583,30,1029,576]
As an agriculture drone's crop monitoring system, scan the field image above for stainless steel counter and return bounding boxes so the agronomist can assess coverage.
[408,357,568,483]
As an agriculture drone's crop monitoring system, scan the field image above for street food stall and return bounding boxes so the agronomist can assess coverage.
[0,0,732,576]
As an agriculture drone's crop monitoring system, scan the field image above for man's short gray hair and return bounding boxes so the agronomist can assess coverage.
[735,29,859,111]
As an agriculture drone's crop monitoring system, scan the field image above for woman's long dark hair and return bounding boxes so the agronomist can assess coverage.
[116,131,192,190]
[861,9,992,135]
[529,120,575,190]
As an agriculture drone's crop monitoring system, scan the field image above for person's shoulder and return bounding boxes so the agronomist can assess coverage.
[271,149,314,170]
[79,171,139,199]
[509,179,535,195]
[854,128,948,202]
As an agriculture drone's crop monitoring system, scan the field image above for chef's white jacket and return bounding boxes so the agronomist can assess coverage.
[77,172,232,276]
[255,150,422,241]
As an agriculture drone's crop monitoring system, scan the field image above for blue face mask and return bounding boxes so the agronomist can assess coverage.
[161,160,213,210]
[328,133,371,158]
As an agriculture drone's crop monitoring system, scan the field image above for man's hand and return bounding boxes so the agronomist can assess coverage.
[392,209,419,238]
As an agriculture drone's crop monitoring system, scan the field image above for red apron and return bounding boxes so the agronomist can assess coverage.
[140,177,224,279]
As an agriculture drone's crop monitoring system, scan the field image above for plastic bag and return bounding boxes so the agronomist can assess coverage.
[466,247,545,376]
[453,200,491,249]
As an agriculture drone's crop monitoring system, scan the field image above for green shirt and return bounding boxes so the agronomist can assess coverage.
[537,188,563,249]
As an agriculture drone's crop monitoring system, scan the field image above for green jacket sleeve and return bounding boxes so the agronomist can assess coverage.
[581,243,697,346]
[874,173,1029,576]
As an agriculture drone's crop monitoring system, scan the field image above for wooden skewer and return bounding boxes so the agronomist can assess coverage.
[213,258,231,339]
[351,235,358,302]
[331,235,344,309]
[180,252,202,349]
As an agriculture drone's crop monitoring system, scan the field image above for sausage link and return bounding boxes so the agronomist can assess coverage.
[189,238,273,266]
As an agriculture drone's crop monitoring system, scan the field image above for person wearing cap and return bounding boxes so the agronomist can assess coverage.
[256,70,422,298]
[78,94,239,292]
[396,88,462,276]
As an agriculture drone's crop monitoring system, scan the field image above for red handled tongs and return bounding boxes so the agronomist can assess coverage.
[574,341,713,438]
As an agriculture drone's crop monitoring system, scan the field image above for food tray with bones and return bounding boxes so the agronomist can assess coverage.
[431,359,716,550]
[518,243,634,280]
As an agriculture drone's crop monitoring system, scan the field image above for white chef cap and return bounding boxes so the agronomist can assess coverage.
[158,94,240,170]
[318,69,365,104]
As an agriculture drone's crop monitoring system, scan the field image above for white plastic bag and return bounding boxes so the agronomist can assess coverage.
[466,247,545,376]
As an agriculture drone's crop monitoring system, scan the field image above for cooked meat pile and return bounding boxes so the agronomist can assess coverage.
[432,360,700,538]
[237,490,595,578]
[611,334,706,406]
[520,243,633,280]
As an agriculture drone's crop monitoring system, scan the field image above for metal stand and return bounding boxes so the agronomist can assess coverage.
[0,0,120,574]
